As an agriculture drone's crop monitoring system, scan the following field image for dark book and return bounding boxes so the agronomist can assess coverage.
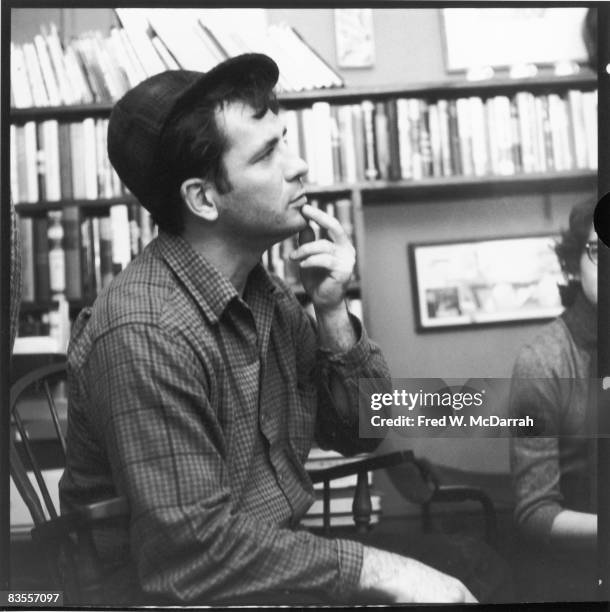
[58,122,73,200]
[33,216,51,302]
[447,99,462,176]
[18,216,35,302]
[385,99,402,181]
[80,217,96,301]
[63,206,82,301]
[99,215,114,289]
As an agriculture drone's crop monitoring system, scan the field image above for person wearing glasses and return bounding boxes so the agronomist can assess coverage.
[509,199,597,600]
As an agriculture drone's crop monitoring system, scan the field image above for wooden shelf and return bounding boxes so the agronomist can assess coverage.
[15,170,596,214]
[10,71,596,120]
[359,169,597,203]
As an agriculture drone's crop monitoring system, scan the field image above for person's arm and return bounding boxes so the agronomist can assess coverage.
[84,323,471,604]
[290,204,391,455]
[509,345,596,549]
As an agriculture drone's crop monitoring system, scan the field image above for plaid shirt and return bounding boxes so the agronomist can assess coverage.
[60,230,390,604]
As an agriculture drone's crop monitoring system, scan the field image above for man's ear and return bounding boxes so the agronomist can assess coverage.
[180,178,219,222]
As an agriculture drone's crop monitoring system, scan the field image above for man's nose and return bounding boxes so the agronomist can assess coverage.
[285,148,308,182]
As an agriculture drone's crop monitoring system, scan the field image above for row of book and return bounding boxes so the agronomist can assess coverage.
[10,119,125,205]
[13,86,595,207]
[302,448,381,528]
[284,89,597,186]
[18,196,359,308]
[10,12,343,108]
[19,204,155,305]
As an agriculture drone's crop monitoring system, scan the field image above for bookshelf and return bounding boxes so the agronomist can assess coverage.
[10,70,598,351]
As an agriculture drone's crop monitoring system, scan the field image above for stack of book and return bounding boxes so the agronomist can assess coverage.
[10,11,343,108]
[302,448,381,529]
[282,91,597,185]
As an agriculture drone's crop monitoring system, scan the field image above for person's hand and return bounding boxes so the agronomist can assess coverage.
[289,204,355,311]
[358,546,477,604]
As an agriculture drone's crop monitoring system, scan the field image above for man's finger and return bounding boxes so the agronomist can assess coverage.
[290,239,335,261]
[300,204,348,244]
[298,253,335,270]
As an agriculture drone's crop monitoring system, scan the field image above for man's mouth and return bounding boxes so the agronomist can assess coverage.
[289,193,307,207]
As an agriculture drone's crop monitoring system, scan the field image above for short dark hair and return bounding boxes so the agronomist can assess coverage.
[154,73,279,235]
[555,198,595,306]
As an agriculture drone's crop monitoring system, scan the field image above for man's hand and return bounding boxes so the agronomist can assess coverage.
[358,546,477,604]
[290,204,356,311]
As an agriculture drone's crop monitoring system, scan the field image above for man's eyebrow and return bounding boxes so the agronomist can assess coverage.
[249,127,288,162]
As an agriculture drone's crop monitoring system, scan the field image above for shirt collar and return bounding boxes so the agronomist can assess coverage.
[157,231,282,324]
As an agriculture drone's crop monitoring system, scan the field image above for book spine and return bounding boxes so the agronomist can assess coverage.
[385,99,402,181]
[33,216,51,303]
[47,211,66,294]
[99,216,114,289]
[374,101,390,180]
[361,100,379,181]
[63,206,83,301]
[18,217,35,302]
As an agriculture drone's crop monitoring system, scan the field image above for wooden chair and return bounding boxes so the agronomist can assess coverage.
[10,363,498,604]
[9,362,128,605]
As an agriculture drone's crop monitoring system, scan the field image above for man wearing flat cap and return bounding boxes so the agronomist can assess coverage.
[60,54,477,605]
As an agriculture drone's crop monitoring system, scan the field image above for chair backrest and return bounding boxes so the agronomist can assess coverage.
[10,362,68,527]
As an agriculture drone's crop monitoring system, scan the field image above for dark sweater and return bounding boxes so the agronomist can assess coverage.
[509,290,597,540]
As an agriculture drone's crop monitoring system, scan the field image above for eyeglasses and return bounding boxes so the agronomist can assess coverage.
[585,241,598,265]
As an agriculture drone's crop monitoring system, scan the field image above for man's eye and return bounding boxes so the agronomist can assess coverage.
[260,148,274,160]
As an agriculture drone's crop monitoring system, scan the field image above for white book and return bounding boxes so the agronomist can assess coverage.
[455,98,473,177]
[515,92,536,173]
[33,34,61,106]
[567,89,588,170]
[300,108,318,185]
[23,121,39,202]
[42,120,61,201]
[312,102,335,185]
[10,125,19,201]
[582,91,597,170]
[44,23,77,105]
[22,42,50,106]
[82,118,98,199]
[63,46,94,104]
[396,98,412,180]
[337,105,357,183]
[10,43,34,108]
[147,9,217,72]
[468,97,488,177]
[115,27,148,85]
[532,96,548,173]
[114,8,167,77]
[308,493,381,516]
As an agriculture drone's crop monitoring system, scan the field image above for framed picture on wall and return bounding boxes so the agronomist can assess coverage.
[409,235,564,331]
[334,8,375,68]
[441,7,589,72]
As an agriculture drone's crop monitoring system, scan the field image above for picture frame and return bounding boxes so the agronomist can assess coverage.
[441,7,589,72]
[409,235,564,331]
[334,8,375,68]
